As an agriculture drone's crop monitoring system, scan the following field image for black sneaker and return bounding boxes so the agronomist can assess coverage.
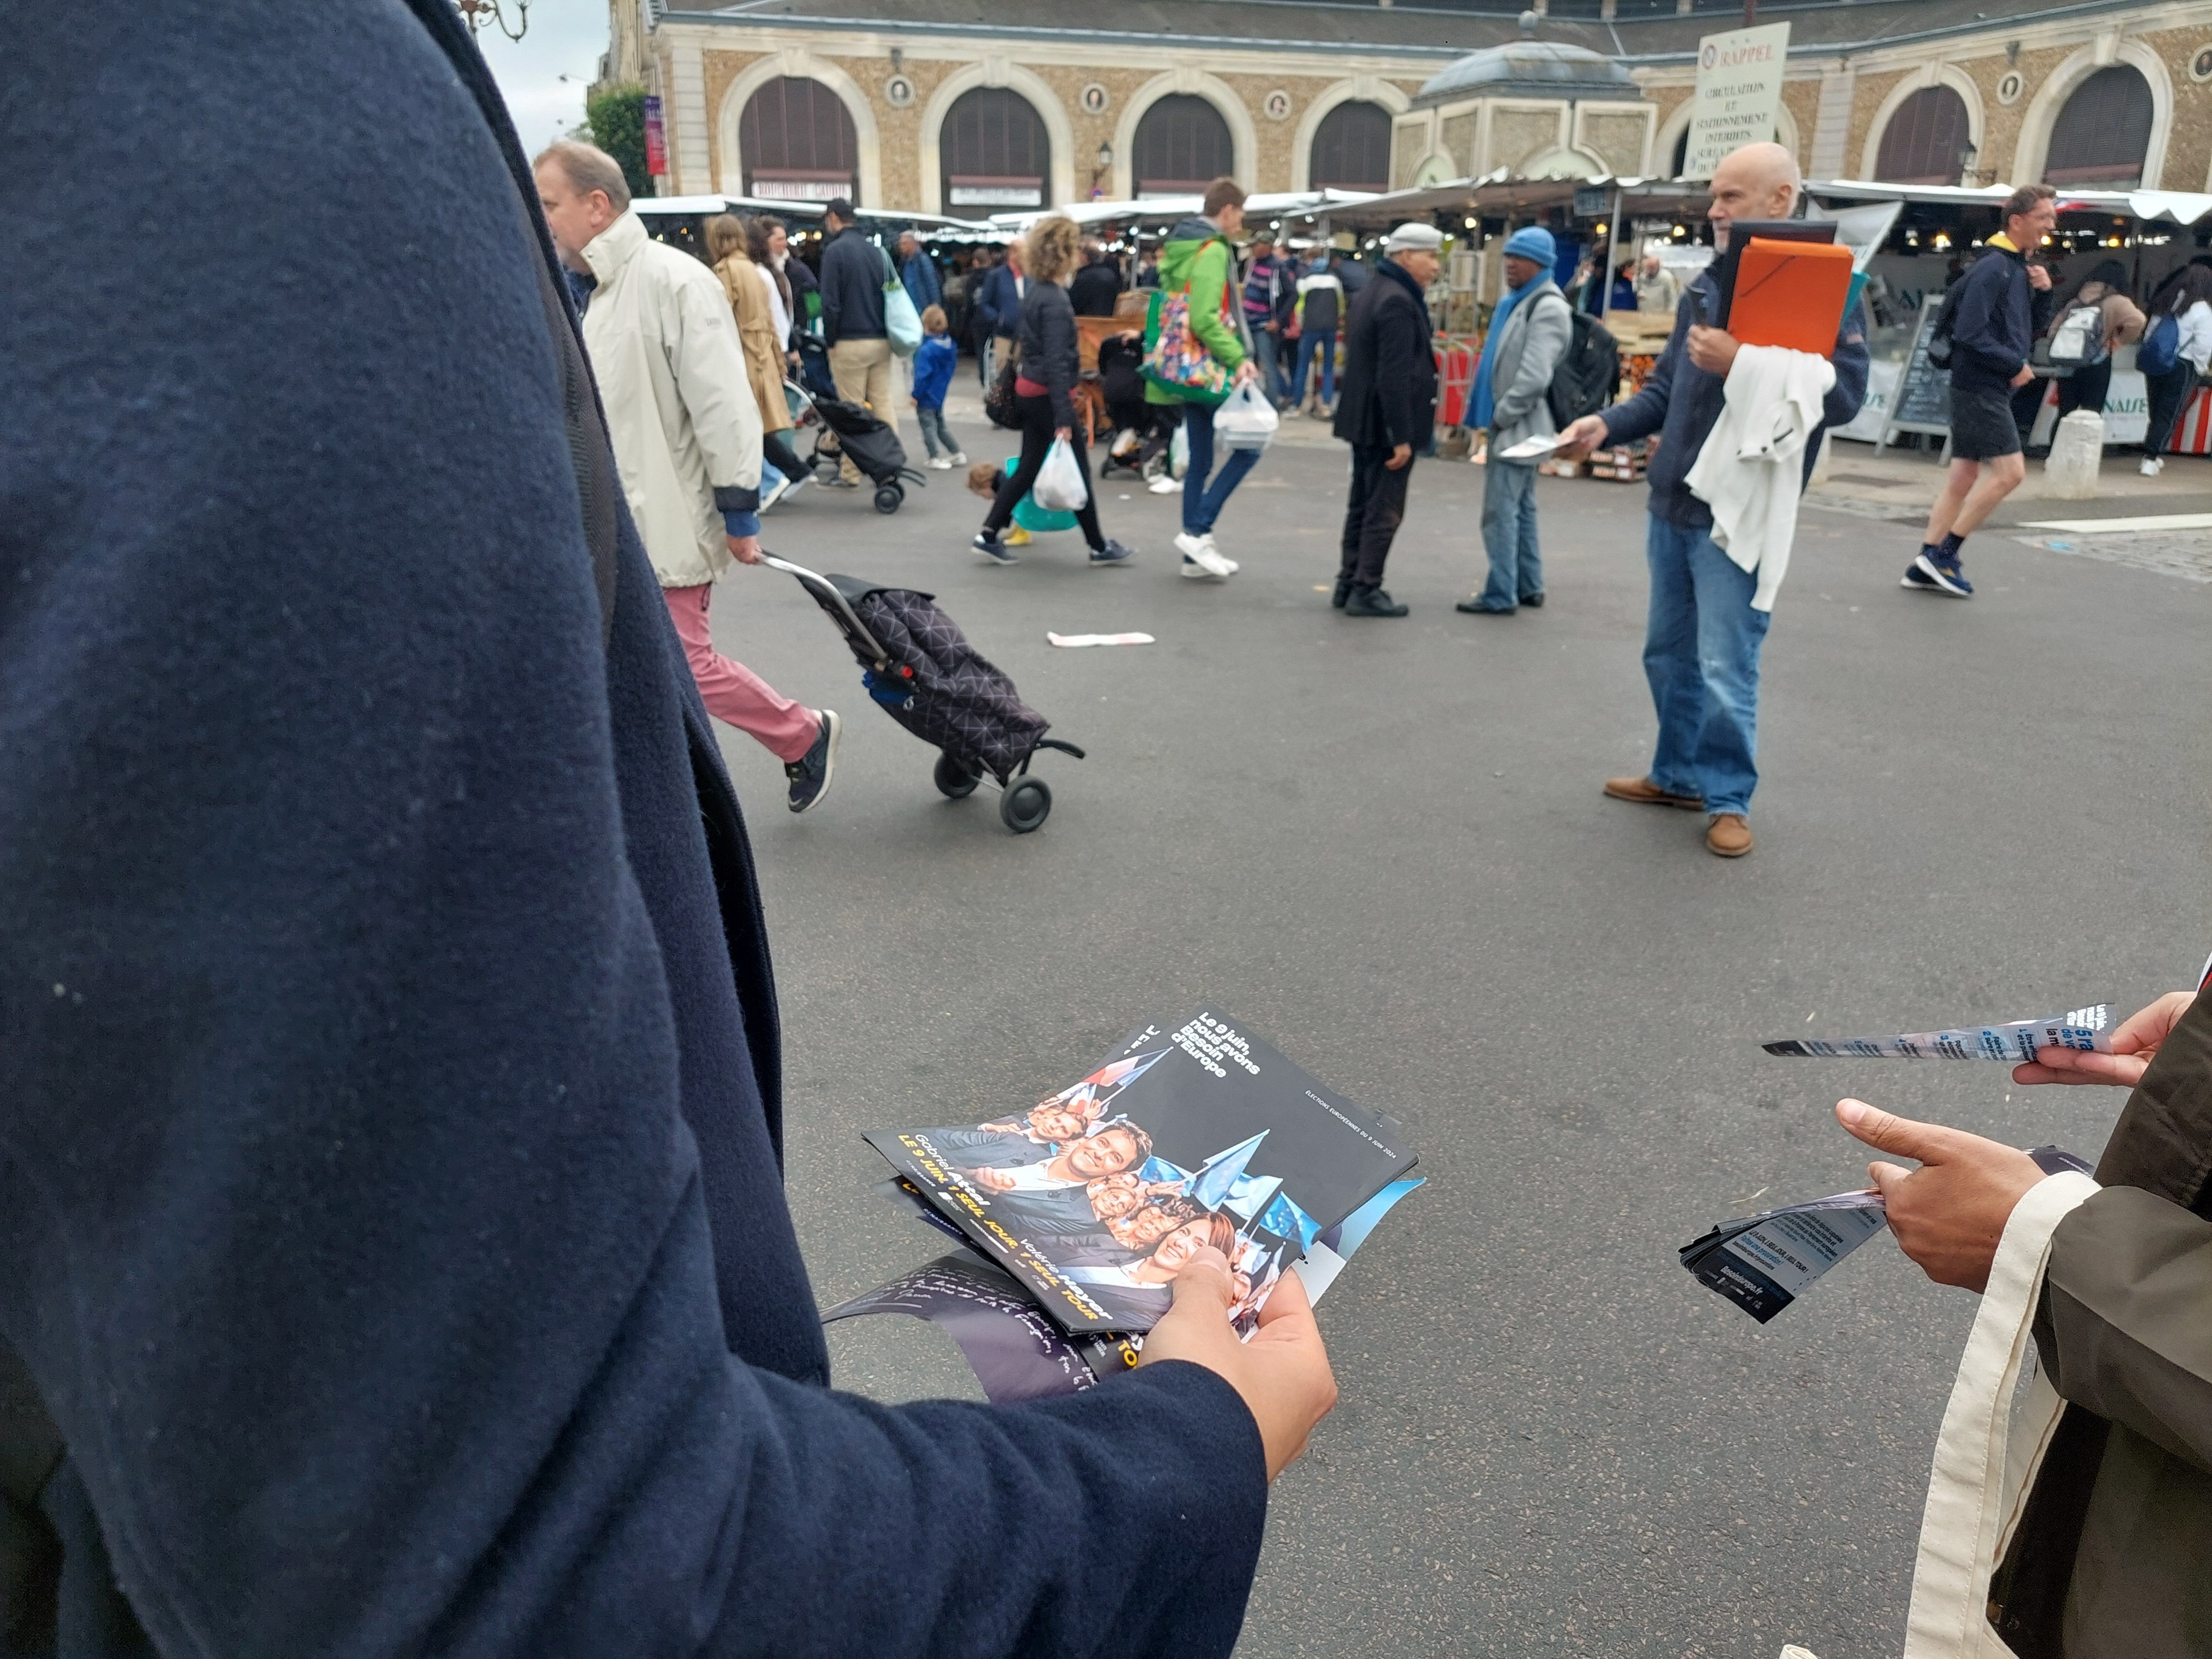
[1909,551,1972,597]
[1089,540,1135,567]
[1519,591,1545,608]
[1343,585,1409,618]
[1331,573,1354,609]
[786,710,840,814]
[973,530,1019,565]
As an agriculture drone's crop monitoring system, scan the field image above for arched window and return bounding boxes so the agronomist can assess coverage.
[940,87,1050,211]
[1875,86,1972,185]
[1310,100,1393,192]
[2045,65,2154,186]
[739,77,858,203]
[1133,95,1235,198]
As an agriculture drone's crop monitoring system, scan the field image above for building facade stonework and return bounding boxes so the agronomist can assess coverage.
[613,1,2212,213]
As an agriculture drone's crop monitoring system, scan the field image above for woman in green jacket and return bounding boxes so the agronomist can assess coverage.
[1145,177,1261,581]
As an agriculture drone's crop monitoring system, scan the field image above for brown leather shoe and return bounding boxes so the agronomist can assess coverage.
[1603,775,1704,810]
[1706,813,1753,858]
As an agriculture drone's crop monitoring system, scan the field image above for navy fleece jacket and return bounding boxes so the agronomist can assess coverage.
[1602,265,1869,530]
[0,4,1266,1656]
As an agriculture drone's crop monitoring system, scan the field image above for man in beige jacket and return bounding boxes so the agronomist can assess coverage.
[535,141,838,813]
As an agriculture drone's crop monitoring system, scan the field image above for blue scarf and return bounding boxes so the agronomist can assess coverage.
[1471,271,1537,432]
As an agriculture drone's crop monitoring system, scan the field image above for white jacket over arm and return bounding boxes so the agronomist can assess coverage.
[1684,343,1834,612]
[580,209,763,590]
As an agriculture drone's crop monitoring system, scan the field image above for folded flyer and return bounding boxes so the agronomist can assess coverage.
[863,1011,1418,1335]
[1681,1146,2093,1323]
[1762,1005,2110,1061]
[828,1176,1426,1404]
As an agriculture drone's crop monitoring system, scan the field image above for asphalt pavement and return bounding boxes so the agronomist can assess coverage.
[713,399,2212,1659]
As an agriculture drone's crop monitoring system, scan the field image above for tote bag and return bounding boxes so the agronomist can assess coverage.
[1900,1171,2098,1659]
[1141,238,1235,406]
[878,247,923,357]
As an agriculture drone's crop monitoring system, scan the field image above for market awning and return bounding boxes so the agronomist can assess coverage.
[632,196,995,232]
[1809,179,2212,226]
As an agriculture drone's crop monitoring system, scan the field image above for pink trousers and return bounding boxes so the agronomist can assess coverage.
[661,583,818,763]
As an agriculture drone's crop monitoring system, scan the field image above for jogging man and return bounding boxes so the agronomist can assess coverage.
[1902,185,2057,598]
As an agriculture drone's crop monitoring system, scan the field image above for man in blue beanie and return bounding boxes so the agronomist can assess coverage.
[1459,226,1573,617]
[1557,143,1867,860]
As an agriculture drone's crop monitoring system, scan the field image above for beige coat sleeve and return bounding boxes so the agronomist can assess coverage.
[671,269,762,506]
[2040,1184,2212,1476]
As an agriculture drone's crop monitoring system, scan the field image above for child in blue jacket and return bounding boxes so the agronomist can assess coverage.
[912,305,965,467]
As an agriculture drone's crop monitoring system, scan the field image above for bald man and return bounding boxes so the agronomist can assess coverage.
[1558,142,1866,860]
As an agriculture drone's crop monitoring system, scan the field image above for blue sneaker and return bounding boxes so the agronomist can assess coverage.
[972,530,1018,565]
[1088,540,1135,567]
[785,710,840,814]
[1908,551,1971,597]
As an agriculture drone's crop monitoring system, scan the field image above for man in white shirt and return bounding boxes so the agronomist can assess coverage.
[534,141,840,813]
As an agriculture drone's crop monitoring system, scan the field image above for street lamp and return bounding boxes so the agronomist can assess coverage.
[1956,141,1981,187]
[454,0,529,40]
[1090,142,1114,199]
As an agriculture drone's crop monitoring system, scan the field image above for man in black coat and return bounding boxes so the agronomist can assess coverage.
[1069,242,1124,318]
[0,7,1336,1655]
[1331,222,1443,617]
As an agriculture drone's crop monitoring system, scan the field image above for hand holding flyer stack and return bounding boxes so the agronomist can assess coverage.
[832,1011,1423,1406]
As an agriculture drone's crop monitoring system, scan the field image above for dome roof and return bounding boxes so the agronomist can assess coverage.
[1414,39,1639,108]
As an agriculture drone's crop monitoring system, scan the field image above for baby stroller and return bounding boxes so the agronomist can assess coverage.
[794,384,928,515]
[762,554,1083,833]
[1094,334,1168,481]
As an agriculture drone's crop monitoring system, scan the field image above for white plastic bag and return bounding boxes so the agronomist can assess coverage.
[1032,436,1089,513]
[1215,381,1280,452]
[1169,419,1190,479]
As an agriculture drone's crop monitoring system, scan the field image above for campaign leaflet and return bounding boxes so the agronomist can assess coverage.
[1762,1006,2111,1060]
[1681,1147,2093,1323]
[827,1176,1427,1405]
[862,1010,1419,1336]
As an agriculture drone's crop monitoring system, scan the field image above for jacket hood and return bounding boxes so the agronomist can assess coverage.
[1157,217,1227,285]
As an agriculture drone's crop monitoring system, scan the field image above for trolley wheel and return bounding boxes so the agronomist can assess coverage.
[999,776,1051,834]
[874,484,903,514]
[933,751,981,799]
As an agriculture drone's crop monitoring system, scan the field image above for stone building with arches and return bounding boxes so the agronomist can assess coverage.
[602,0,2212,214]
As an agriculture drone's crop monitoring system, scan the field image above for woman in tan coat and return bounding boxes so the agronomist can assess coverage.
[707,214,811,495]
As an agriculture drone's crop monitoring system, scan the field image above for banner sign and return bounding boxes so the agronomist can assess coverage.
[644,93,667,177]
[1683,22,1791,180]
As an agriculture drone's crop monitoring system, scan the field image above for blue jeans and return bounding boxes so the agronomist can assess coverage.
[1476,460,1541,610]
[915,404,956,459]
[1292,328,1337,405]
[1642,516,1771,819]
[1247,327,1288,404]
[1180,402,1260,536]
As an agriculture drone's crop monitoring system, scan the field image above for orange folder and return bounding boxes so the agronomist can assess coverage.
[1728,238,1854,357]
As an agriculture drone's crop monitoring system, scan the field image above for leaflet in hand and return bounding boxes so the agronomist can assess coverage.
[829,1176,1426,1404]
[1495,433,1564,461]
[1681,1146,2093,1323]
[862,1010,1419,1335]
[1762,1005,2110,1060]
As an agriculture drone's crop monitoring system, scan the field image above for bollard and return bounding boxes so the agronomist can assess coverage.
[2042,409,2105,499]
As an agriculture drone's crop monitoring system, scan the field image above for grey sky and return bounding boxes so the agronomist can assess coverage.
[473,0,611,156]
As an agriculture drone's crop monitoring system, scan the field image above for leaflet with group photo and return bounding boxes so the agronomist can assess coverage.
[862,1010,1419,1335]
[827,1174,1427,1404]
[1761,1005,2111,1060]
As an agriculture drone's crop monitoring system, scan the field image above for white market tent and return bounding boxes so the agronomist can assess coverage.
[984,188,1380,232]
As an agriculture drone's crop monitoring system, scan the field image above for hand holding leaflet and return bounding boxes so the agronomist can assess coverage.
[1681,1146,2089,1321]
[1763,1005,2111,1060]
